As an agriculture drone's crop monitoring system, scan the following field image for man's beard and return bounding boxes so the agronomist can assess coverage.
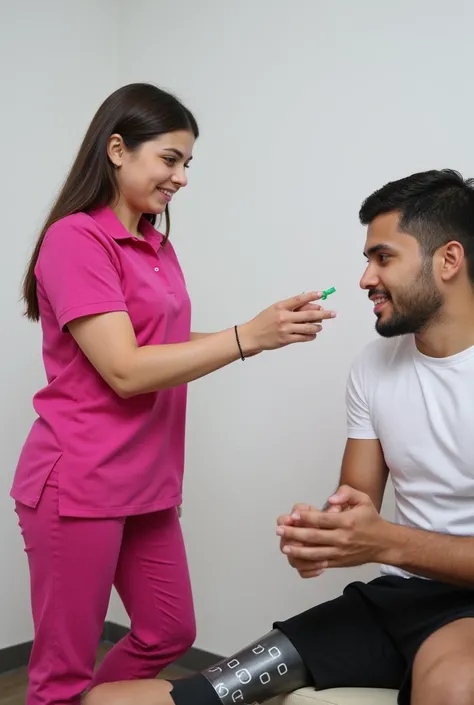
[374,260,443,338]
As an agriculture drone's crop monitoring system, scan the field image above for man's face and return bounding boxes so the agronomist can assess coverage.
[360,212,443,337]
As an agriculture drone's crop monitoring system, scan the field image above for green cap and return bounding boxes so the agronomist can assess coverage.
[321,287,336,300]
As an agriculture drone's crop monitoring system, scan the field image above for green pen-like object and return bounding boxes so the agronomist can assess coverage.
[321,287,336,300]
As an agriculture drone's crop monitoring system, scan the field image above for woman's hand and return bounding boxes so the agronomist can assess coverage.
[237,291,336,355]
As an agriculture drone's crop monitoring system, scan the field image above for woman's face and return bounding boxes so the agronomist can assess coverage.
[109,130,195,216]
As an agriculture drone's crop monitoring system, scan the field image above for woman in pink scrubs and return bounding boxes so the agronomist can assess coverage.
[12,82,336,705]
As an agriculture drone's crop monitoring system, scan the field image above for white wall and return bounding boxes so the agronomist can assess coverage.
[4,0,474,659]
[0,0,119,649]
[113,0,474,656]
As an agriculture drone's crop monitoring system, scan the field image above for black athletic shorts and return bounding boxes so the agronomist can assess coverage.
[274,574,474,705]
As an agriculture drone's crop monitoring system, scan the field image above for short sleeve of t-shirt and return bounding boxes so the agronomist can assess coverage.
[346,344,378,440]
[36,217,128,330]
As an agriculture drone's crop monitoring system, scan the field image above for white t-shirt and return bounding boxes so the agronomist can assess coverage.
[346,334,474,579]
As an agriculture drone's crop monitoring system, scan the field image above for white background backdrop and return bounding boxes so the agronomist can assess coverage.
[1,0,473,655]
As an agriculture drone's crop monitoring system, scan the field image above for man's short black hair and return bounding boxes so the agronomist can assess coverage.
[359,169,474,281]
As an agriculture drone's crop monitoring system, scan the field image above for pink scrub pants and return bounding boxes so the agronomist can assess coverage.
[15,475,196,705]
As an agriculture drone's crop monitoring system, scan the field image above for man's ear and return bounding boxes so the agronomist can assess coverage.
[436,241,465,282]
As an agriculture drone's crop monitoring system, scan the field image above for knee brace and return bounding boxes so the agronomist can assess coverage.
[169,628,309,705]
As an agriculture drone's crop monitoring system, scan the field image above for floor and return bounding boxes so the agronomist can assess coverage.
[0,643,187,705]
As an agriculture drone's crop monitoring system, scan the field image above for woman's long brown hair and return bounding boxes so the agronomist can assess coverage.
[23,83,199,321]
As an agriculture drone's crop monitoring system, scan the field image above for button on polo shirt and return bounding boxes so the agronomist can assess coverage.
[11,206,191,518]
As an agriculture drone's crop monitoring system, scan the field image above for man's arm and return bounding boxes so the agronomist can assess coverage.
[332,350,474,585]
[336,438,389,512]
[283,485,474,589]
[336,344,389,512]
[278,438,388,578]
[379,521,474,588]
[278,348,389,577]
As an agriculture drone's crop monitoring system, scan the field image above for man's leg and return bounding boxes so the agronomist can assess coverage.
[84,580,405,705]
[410,618,474,705]
[170,628,310,704]
[83,628,308,705]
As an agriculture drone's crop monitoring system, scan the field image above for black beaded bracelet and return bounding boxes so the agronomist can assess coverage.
[234,325,245,361]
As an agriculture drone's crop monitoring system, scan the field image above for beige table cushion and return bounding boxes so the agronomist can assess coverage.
[272,686,398,705]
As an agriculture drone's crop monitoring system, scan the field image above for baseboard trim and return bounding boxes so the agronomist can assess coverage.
[0,640,32,676]
[0,621,221,675]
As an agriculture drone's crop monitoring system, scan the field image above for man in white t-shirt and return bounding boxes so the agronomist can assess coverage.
[85,169,474,705]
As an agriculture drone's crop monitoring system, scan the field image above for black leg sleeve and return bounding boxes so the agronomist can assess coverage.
[169,628,310,705]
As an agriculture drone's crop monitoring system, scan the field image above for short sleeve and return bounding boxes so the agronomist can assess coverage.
[36,218,128,330]
[346,350,378,440]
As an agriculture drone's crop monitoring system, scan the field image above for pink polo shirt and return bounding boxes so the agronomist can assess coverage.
[11,206,191,518]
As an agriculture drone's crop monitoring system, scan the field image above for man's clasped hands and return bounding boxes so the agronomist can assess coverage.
[276,486,392,578]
